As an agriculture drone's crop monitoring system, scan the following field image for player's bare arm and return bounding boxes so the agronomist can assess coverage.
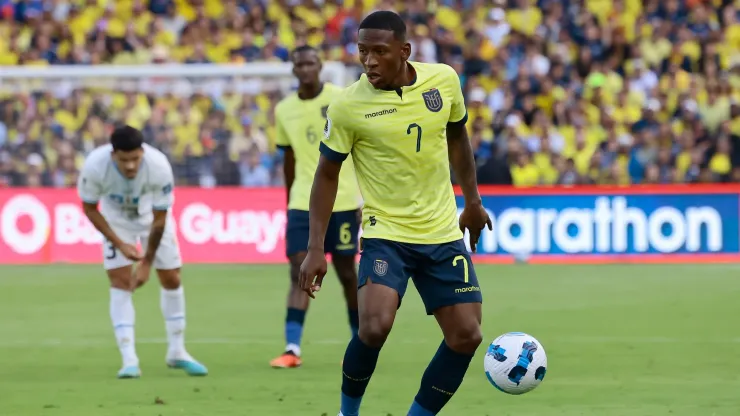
[446,119,492,252]
[134,209,168,288]
[144,209,168,263]
[82,201,142,261]
[298,154,341,298]
[282,147,296,205]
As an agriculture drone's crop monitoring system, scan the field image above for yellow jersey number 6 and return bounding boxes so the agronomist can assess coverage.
[339,222,352,245]
[453,255,469,283]
[306,125,317,144]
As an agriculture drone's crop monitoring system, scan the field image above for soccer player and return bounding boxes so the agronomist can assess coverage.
[299,11,492,416]
[271,45,363,368]
[77,126,207,379]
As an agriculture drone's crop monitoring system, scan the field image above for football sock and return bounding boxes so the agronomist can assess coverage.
[347,309,359,337]
[160,286,186,355]
[110,287,138,367]
[410,341,474,415]
[285,307,306,356]
[340,335,382,416]
[408,401,435,416]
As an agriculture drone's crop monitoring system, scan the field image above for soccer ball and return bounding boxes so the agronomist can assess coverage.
[484,332,547,395]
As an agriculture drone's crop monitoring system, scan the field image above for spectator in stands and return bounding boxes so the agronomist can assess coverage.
[239,145,270,187]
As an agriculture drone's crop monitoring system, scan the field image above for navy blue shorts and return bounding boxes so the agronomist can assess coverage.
[358,238,483,315]
[285,209,360,257]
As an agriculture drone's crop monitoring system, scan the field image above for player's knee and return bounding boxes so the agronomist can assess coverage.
[157,269,181,290]
[333,256,358,286]
[446,322,483,355]
[359,313,393,348]
[289,265,301,286]
[109,278,131,291]
[289,253,306,284]
[337,268,357,287]
[107,267,133,290]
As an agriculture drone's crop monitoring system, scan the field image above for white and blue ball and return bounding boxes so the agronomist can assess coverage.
[484,332,547,395]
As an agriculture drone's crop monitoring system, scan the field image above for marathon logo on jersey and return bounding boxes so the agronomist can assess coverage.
[364,108,397,119]
[422,88,443,112]
[373,259,388,276]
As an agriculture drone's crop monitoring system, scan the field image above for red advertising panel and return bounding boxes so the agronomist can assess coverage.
[0,188,287,264]
[1,186,739,265]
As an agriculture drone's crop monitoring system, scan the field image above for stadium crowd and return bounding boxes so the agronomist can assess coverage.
[1,0,740,188]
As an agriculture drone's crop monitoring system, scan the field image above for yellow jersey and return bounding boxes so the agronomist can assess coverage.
[320,62,467,245]
[275,83,361,212]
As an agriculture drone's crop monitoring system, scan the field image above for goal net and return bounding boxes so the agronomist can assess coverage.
[0,62,352,188]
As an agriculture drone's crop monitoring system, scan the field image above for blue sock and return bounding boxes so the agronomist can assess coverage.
[285,307,306,354]
[340,335,382,416]
[408,401,435,416]
[348,309,359,337]
[410,341,474,415]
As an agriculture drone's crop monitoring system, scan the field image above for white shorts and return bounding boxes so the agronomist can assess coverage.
[102,223,182,271]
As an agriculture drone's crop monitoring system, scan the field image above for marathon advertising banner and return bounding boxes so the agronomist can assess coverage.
[0,186,738,265]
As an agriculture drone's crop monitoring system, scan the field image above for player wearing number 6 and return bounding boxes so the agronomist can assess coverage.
[299,11,492,416]
[77,126,207,379]
[272,45,363,369]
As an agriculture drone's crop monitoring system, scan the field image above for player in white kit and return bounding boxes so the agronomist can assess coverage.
[77,126,207,379]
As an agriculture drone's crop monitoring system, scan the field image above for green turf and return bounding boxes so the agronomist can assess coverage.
[0,264,739,416]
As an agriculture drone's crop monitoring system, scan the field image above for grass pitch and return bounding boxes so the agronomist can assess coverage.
[0,263,738,416]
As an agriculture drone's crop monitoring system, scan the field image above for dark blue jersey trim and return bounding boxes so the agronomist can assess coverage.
[448,111,468,127]
[319,142,349,163]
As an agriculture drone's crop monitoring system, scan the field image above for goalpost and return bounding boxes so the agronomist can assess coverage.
[0,62,352,96]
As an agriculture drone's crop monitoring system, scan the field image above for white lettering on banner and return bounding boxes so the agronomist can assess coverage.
[553,208,593,253]
[179,203,286,253]
[55,204,103,245]
[460,197,723,254]
[0,194,51,254]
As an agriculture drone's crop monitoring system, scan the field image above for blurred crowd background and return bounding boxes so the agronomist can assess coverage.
[1,0,740,188]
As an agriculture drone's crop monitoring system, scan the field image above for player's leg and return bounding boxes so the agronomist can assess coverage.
[103,234,140,379]
[146,226,207,376]
[271,209,312,368]
[408,241,483,415]
[154,267,206,376]
[339,238,412,416]
[329,209,362,337]
[332,254,359,336]
[271,252,309,368]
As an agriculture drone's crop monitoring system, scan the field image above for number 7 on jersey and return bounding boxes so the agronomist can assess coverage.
[407,123,422,152]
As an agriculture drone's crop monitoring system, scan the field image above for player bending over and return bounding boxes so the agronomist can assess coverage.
[77,126,207,379]
[272,45,363,368]
[300,11,492,416]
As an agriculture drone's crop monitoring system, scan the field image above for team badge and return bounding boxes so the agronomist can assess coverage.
[321,105,329,118]
[422,88,443,112]
[373,259,388,276]
[323,117,332,139]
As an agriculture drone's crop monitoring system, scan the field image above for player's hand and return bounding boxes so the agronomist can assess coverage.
[459,201,492,253]
[299,248,328,299]
[118,243,143,261]
[133,260,152,290]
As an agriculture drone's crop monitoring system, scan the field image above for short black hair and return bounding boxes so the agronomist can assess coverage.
[110,125,144,152]
[359,10,407,41]
[291,45,319,60]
